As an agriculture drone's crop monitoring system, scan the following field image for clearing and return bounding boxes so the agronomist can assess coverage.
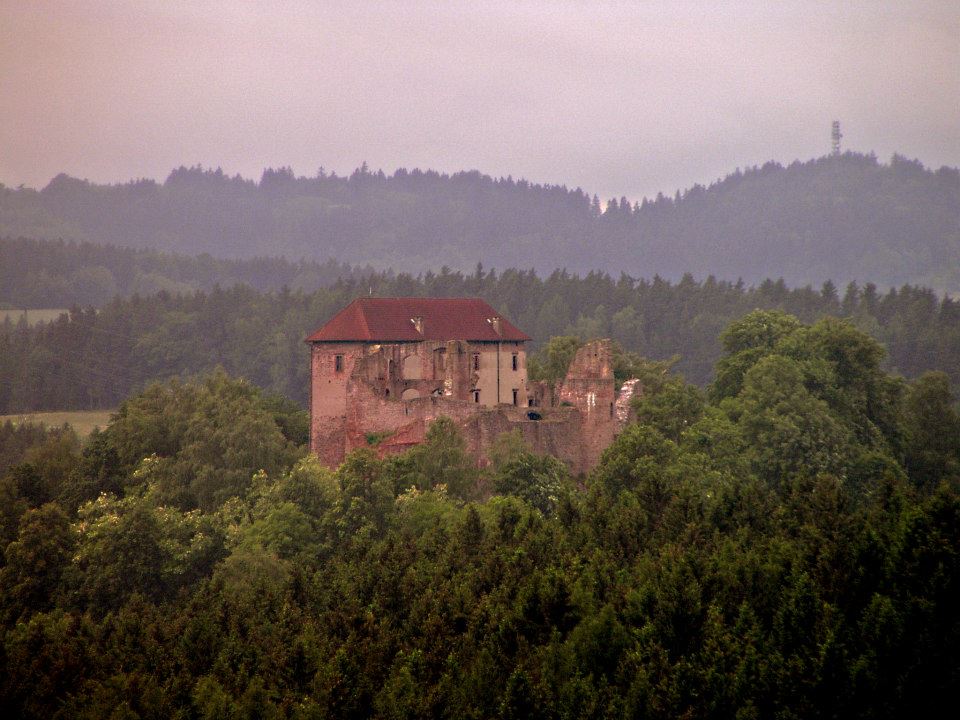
[0,308,70,326]
[0,409,115,436]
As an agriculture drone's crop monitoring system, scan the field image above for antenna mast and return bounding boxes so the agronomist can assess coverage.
[831,120,842,156]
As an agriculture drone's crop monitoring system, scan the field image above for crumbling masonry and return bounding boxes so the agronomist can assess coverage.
[307,298,637,474]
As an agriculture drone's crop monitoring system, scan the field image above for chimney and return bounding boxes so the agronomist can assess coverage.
[411,316,424,334]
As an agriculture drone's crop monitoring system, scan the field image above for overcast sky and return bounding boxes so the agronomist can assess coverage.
[1,0,957,200]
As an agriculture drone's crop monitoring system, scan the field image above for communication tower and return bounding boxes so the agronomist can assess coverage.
[831,121,842,156]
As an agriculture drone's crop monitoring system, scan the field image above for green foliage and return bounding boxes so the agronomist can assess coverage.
[712,309,804,401]
[632,375,705,442]
[386,416,478,500]
[1,326,959,719]
[901,372,960,491]
[593,423,678,498]
[527,335,582,386]
[11,428,81,507]
[612,349,677,393]
[1,503,73,619]
[100,369,303,510]
[70,490,224,613]
[335,449,394,540]
[258,391,311,446]
[0,420,72,476]
[365,429,394,447]
[58,428,125,513]
[491,431,571,515]
[0,474,29,550]
[395,485,461,537]
[706,311,907,492]
[736,355,854,485]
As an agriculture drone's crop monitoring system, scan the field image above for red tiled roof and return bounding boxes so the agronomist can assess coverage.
[306,297,530,342]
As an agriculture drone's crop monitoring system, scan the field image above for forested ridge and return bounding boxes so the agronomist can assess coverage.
[3,261,960,413]
[0,237,372,308]
[2,152,958,293]
[1,312,958,718]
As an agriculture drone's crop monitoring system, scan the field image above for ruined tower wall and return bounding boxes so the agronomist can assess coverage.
[558,340,620,471]
[310,342,366,468]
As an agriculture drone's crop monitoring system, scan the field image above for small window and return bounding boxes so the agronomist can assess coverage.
[473,389,480,404]
[436,347,446,371]
[335,354,344,372]
[610,402,614,418]
[512,388,519,406]
[511,353,519,371]
[473,353,480,371]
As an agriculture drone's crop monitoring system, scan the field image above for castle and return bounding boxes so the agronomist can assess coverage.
[306,297,636,474]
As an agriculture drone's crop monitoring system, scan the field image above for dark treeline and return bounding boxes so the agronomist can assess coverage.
[1,313,958,718]
[2,265,960,413]
[0,237,372,308]
[2,152,958,293]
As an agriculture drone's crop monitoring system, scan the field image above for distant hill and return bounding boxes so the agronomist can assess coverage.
[0,237,373,308]
[1,153,957,292]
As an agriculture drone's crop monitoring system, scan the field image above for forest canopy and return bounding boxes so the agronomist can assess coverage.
[2,253,960,413]
[1,313,957,718]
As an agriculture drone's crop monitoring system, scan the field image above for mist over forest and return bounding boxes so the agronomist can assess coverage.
[2,128,959,720]
[3,148,955,717]
[3,0,959,715]
[3,152,958,294]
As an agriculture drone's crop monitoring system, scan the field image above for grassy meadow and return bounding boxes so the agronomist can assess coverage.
[0,409,114,436]
[0,308,70,326]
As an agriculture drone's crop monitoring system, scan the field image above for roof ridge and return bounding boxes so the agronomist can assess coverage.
[305,296,530,343]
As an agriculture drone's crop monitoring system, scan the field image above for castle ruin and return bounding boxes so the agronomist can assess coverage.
[306,297,636,474]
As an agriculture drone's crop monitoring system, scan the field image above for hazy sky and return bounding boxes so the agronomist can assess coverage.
[1,1,957,200]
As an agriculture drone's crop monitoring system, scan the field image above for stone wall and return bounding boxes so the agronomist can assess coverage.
[310,342,364,468]
[310,337,629,475]
[558,340,620,472]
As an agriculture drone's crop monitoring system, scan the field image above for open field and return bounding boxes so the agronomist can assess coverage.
[0,409,115,436]
[0,308,70,326]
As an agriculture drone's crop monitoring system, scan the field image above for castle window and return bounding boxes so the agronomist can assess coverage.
[473,389,480,403]
[512,388,518,405]
[511,353,519,371]
[473,353,480,371]
[335,354,344,372]
[436,347,446,371]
